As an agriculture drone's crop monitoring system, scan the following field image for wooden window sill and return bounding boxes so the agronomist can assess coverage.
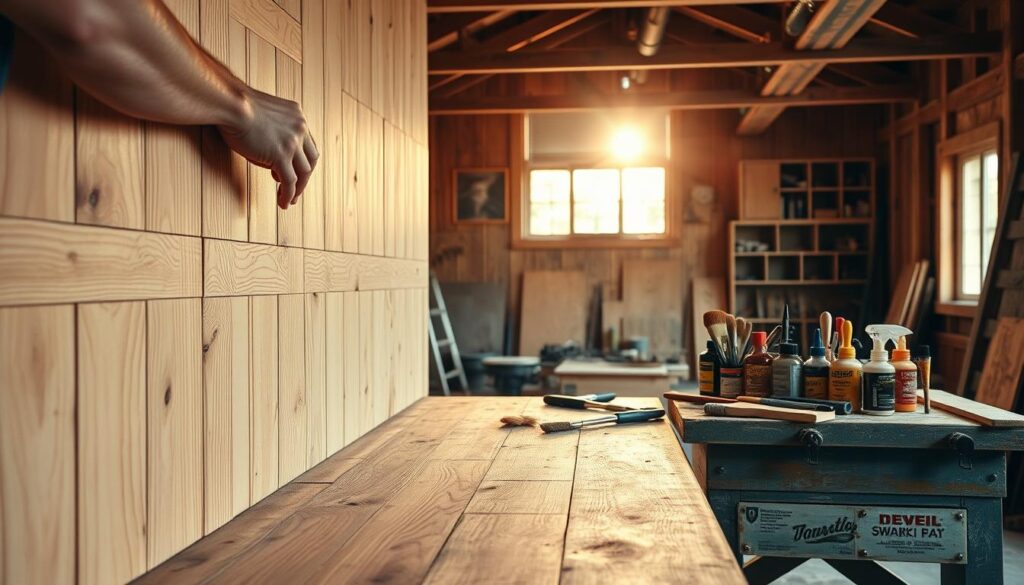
[512,236,679,250]
[935,300,978,318]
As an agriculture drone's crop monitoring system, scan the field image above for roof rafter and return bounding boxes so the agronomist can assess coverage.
[673,5,775,44]
[428,11,515,52]
[428,1,787,13]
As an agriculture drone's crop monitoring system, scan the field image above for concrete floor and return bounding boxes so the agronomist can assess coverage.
[766,528,1024,583]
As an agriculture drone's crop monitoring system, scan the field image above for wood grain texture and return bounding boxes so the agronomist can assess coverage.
[0,30,74,222]
[342,93,361,252]
[275,0,301,21]
[201,2,249,241]
[147,298,203,567]
[975,317,1024,411]
[302,0,327,250]
[343,0,374,105]
[519,270,588,356]
[358,291,376,435]
[0,306,75,585]
[276,52,304,247]
[230,0,303,62]
[204,239,303,297]
[0,217,201,306]
[203,297,251,533]
[322,0,346,251]
[372,290,389,425]
[278,294,308,484]
[344,291,366,444]
[324,292,346,452]
[250,295,280,501]
[75,95,145,229]
[465,481,572,514]
[423,513,566,585]
[78,302,147,585]
[304,248,428,292]
[305,293,328,466]
[247,30,279,244]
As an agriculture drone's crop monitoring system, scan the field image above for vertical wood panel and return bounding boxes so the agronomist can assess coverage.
[250,295,279,501]
[276,53,304,247]
[75,97,145,229]
[359,291,377,431]
[374,290,390,424]
[78,302,147,584]
[323,0,346,251]
[343,291,365,444]
[147,298,203,567]
[0,306,75,584]
[202,6,249,241]
[305,293,327,466]
[247,31,279,244]
[278,294,307,484]
[384,122,397,257]
[370,111,385,256]
[302,0,326,249]
[0,31,74,222]
[146,0,201,236]
[203,297,251,533]
[342,94,361,252]
[325,292,346,452]
[342,0,373,106]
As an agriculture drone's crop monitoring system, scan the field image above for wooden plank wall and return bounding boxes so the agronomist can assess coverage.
[0,1,429,583]
[428,67,881,358]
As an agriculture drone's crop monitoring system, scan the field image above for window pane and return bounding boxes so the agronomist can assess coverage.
[982,151,999,276]
[622,167,666,234]
[529,170,570,235]
[961,156,982,296]
[573,169,620,234]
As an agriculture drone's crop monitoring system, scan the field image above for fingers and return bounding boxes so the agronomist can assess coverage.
[291,148,313,205]
[275,159,297,210]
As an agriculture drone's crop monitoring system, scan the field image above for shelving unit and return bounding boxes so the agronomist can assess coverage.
[731,159,875,351]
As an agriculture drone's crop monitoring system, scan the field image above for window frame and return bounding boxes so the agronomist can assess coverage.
[936,121,1000,312]
[510,115,679,250]
[953,148,998,301]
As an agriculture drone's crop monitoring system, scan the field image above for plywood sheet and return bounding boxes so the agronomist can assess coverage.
[975,318,1024,411]
[622,259,683,358]
[519,270,588,356]
[278,294,308,484]
[250,295,280,501]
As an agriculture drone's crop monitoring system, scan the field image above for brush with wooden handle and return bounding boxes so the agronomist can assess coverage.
[820,311,833,361]
[540,409,666,433]
[664,391,735,404]
[704,402,835,423]
[703,310,732,365]
[543,394,640,412]
[664,392,838,413]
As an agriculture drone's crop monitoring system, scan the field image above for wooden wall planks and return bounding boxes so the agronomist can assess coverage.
[0,0,429,581]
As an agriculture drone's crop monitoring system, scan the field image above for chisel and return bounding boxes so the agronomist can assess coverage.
[543,394,638,412]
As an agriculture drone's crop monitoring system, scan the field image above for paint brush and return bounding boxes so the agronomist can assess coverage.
[820,311,833,361]
[726,313,737,365]
[703,310,731,365]
[543,394,640,412]
[782,304,791,344]
[765,325,782,352]
[736,317,752,359]
[539,409,665,433]
[832,316,845,355]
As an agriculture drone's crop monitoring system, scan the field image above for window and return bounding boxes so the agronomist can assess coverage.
[520,111,671,245]
[956,149,998,299]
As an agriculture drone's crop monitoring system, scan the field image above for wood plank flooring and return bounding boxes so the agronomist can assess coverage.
[136,397,743,584]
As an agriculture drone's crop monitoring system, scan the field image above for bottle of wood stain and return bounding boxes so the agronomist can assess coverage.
[742,331,773,397]
[862,324,911,416]
[802,328,830,399]
[892,335,918,412]
[699,340,721,396]
[829,320,863,412]
[772,340,803,398]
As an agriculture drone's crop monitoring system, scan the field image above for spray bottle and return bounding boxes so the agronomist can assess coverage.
[862,324,912,416]
[892,336,918,413]
[829,320,862,412]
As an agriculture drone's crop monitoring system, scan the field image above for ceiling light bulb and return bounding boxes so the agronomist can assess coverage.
[610,126,644,162]
[620,75,632,90]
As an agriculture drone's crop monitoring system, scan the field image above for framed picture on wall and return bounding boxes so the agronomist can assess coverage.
[453,168,508,224]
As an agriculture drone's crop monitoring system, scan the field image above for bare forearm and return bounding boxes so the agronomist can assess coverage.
[1,0,251,128]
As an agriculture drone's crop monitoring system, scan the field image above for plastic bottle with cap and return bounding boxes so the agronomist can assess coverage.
[772,340,802,398]
[861,324,913,416]
[802,328,830,399]
[828,320,863,412]
[892,336,918,413]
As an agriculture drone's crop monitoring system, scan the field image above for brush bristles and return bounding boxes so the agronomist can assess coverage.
[500,415,538,427]
[703,310,728,327]
[539,421,575,433]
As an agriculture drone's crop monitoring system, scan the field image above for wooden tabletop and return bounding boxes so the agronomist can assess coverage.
[138,397,743,585]
[555,358,669,377]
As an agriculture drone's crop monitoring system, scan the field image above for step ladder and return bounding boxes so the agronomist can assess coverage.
[428,274,469,396]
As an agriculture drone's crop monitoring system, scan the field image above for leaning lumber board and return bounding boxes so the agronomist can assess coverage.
[974,319,1024,411]
[918,389,1024,428]
[519,270,588,356]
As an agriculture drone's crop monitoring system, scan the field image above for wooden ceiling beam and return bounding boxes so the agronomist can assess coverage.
[429,85,917,115]
[867,3,962,39]
[673,6,775,44]
[428,11,515,52]
[428,1,786,13]
[428,33,1001,74]
[434,12,610,98]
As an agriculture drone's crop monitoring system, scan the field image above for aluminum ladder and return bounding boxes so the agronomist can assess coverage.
[428,274,469,396]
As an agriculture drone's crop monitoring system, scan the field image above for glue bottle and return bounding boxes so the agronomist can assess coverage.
[892,336,918,413]
[862,324,912,416]
[829,320,863,412]
[699,340,721,396]
[802,328,830,399]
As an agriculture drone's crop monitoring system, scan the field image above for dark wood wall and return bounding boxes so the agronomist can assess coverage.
[428,69,884,357]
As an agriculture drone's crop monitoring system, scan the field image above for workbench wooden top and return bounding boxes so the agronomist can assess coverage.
[138,397,743,585]
[555,358,670,377]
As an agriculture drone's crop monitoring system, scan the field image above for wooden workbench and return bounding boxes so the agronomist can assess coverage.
[668,395,1024,585]
[555,358,675,397]
[137,397,743,584]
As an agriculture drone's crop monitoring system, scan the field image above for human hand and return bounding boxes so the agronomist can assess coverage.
[218,88,318,209]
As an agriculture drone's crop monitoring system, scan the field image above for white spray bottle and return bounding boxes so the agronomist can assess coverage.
[862,324,913,416]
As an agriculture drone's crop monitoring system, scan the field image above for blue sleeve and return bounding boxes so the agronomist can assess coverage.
[0,16,13,94]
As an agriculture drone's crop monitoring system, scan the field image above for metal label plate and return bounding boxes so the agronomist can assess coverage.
[738,502,967,564]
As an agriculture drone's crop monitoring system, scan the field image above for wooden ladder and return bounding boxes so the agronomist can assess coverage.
[958,152,1024,400]
[427,274,469,396]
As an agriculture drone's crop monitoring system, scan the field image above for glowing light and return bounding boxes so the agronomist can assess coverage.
[609,126,645,162]
[620,75,632,90]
